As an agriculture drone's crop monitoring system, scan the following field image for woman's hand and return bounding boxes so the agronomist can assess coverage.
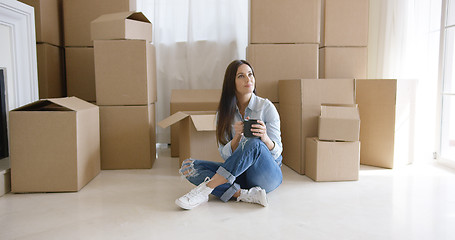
[251,120,275,150]
[231,121,244,151]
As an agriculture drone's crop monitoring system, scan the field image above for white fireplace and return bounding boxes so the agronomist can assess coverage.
[0,0,39,196]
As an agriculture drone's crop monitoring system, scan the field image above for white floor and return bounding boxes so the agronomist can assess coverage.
[0,147,454,240]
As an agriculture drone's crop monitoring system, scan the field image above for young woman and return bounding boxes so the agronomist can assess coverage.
[175,60,283,210]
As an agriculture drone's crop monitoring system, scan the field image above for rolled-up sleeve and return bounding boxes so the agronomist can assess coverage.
[218,141,233,161]
[265,103,282,160]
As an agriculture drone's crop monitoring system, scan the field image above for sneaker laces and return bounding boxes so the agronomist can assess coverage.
[184,177,211,199]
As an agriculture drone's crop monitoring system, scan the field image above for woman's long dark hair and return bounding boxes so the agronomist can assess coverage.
[216,60,255,145]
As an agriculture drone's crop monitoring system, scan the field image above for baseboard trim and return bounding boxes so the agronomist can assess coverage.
[0,168,11,197]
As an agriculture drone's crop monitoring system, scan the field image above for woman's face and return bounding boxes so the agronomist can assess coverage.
[235,64,255,96]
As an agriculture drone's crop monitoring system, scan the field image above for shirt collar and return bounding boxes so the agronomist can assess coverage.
[246,93,258,112]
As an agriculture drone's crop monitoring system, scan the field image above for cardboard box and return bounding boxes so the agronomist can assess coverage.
[356,79,417,168]
[247,44,319,102]
[91,11,152,42]
[319,47,368,79]
[99,104,156,169]
[305,137,360,181]
[321,0,369,47]
[278,79,356,174]
[37,43,66,98]
[94,40,157,105]
[318,104,360,142]
[19,0,63,46]
[65,47,96,102]
[63,0,136,47]
[9,97,100,192]
[159,111,224,166]
[170,89,221,157]
[250,0,321,44]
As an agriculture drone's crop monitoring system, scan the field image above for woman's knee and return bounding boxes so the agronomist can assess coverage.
[179,158,198,178]
[240,137,264,151]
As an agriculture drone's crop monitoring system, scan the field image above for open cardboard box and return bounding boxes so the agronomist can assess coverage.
[159,111,223,166]
[170,89,221,157]
[91,11,152,42]
[9,97,100,193]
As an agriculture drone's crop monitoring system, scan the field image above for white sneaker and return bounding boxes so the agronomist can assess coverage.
[237,186,268,207]
[175,177,213,210]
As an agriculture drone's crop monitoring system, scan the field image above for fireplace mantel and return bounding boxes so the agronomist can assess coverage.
[0,0,38,196]
[0,0,38,111]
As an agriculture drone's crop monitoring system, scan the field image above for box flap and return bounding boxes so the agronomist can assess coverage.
[158,112,190,129]
[11,97,95,112]
[48,97,98,111]
[190,115,216,131]
[92,11,150,24]
[320,105,359,120]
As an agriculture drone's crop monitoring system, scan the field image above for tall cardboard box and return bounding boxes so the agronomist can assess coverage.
[94,40,157,105]
[321,0,369,47]
[18,0,63,46]
[278,79,355,174]
[159,111,224,166]
[63,0,136,47]
[99,104,156,169]
[91,11,152,42]
[356,79,417,168]
[37,43,66,98]
[318,104,360,142]
[250,0,321,44]
[9,97,100,193]
[65,47,96,102]
[305,137,360,181]
[319,47,368,79]
[247,44,319,102]
[170,89,221,157]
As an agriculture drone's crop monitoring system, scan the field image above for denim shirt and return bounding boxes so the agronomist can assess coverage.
[218,93,283,164]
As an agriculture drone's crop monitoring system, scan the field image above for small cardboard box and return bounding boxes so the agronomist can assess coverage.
[278,79,356,174]
[37,43,66,99]
[356,79,417,169]
[94,40,156,105]
[65,47,96,102]
[305,137,360,182]
[318,104,360,142]
[99,104,156,169]
[250,0,321,44]
[159,111,224,166]
[170,89,221,157]
[9,97,100,193]
[91,11,152,42]
[19,0,63,46]
[319,47,368,79]
[247,44,319,102]
[63,0,136,47]
[321,0,369,47]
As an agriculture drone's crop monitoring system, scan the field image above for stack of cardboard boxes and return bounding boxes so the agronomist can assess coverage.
[247,0,321,104]
[63,0,136,102]
[319,0,369,78]
[92,12,157,169]
[19,0,66,99]
[279,79,357,175]
[305,105,361,181]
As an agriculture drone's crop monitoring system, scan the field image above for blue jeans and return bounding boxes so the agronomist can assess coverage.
[179,138,283,202]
